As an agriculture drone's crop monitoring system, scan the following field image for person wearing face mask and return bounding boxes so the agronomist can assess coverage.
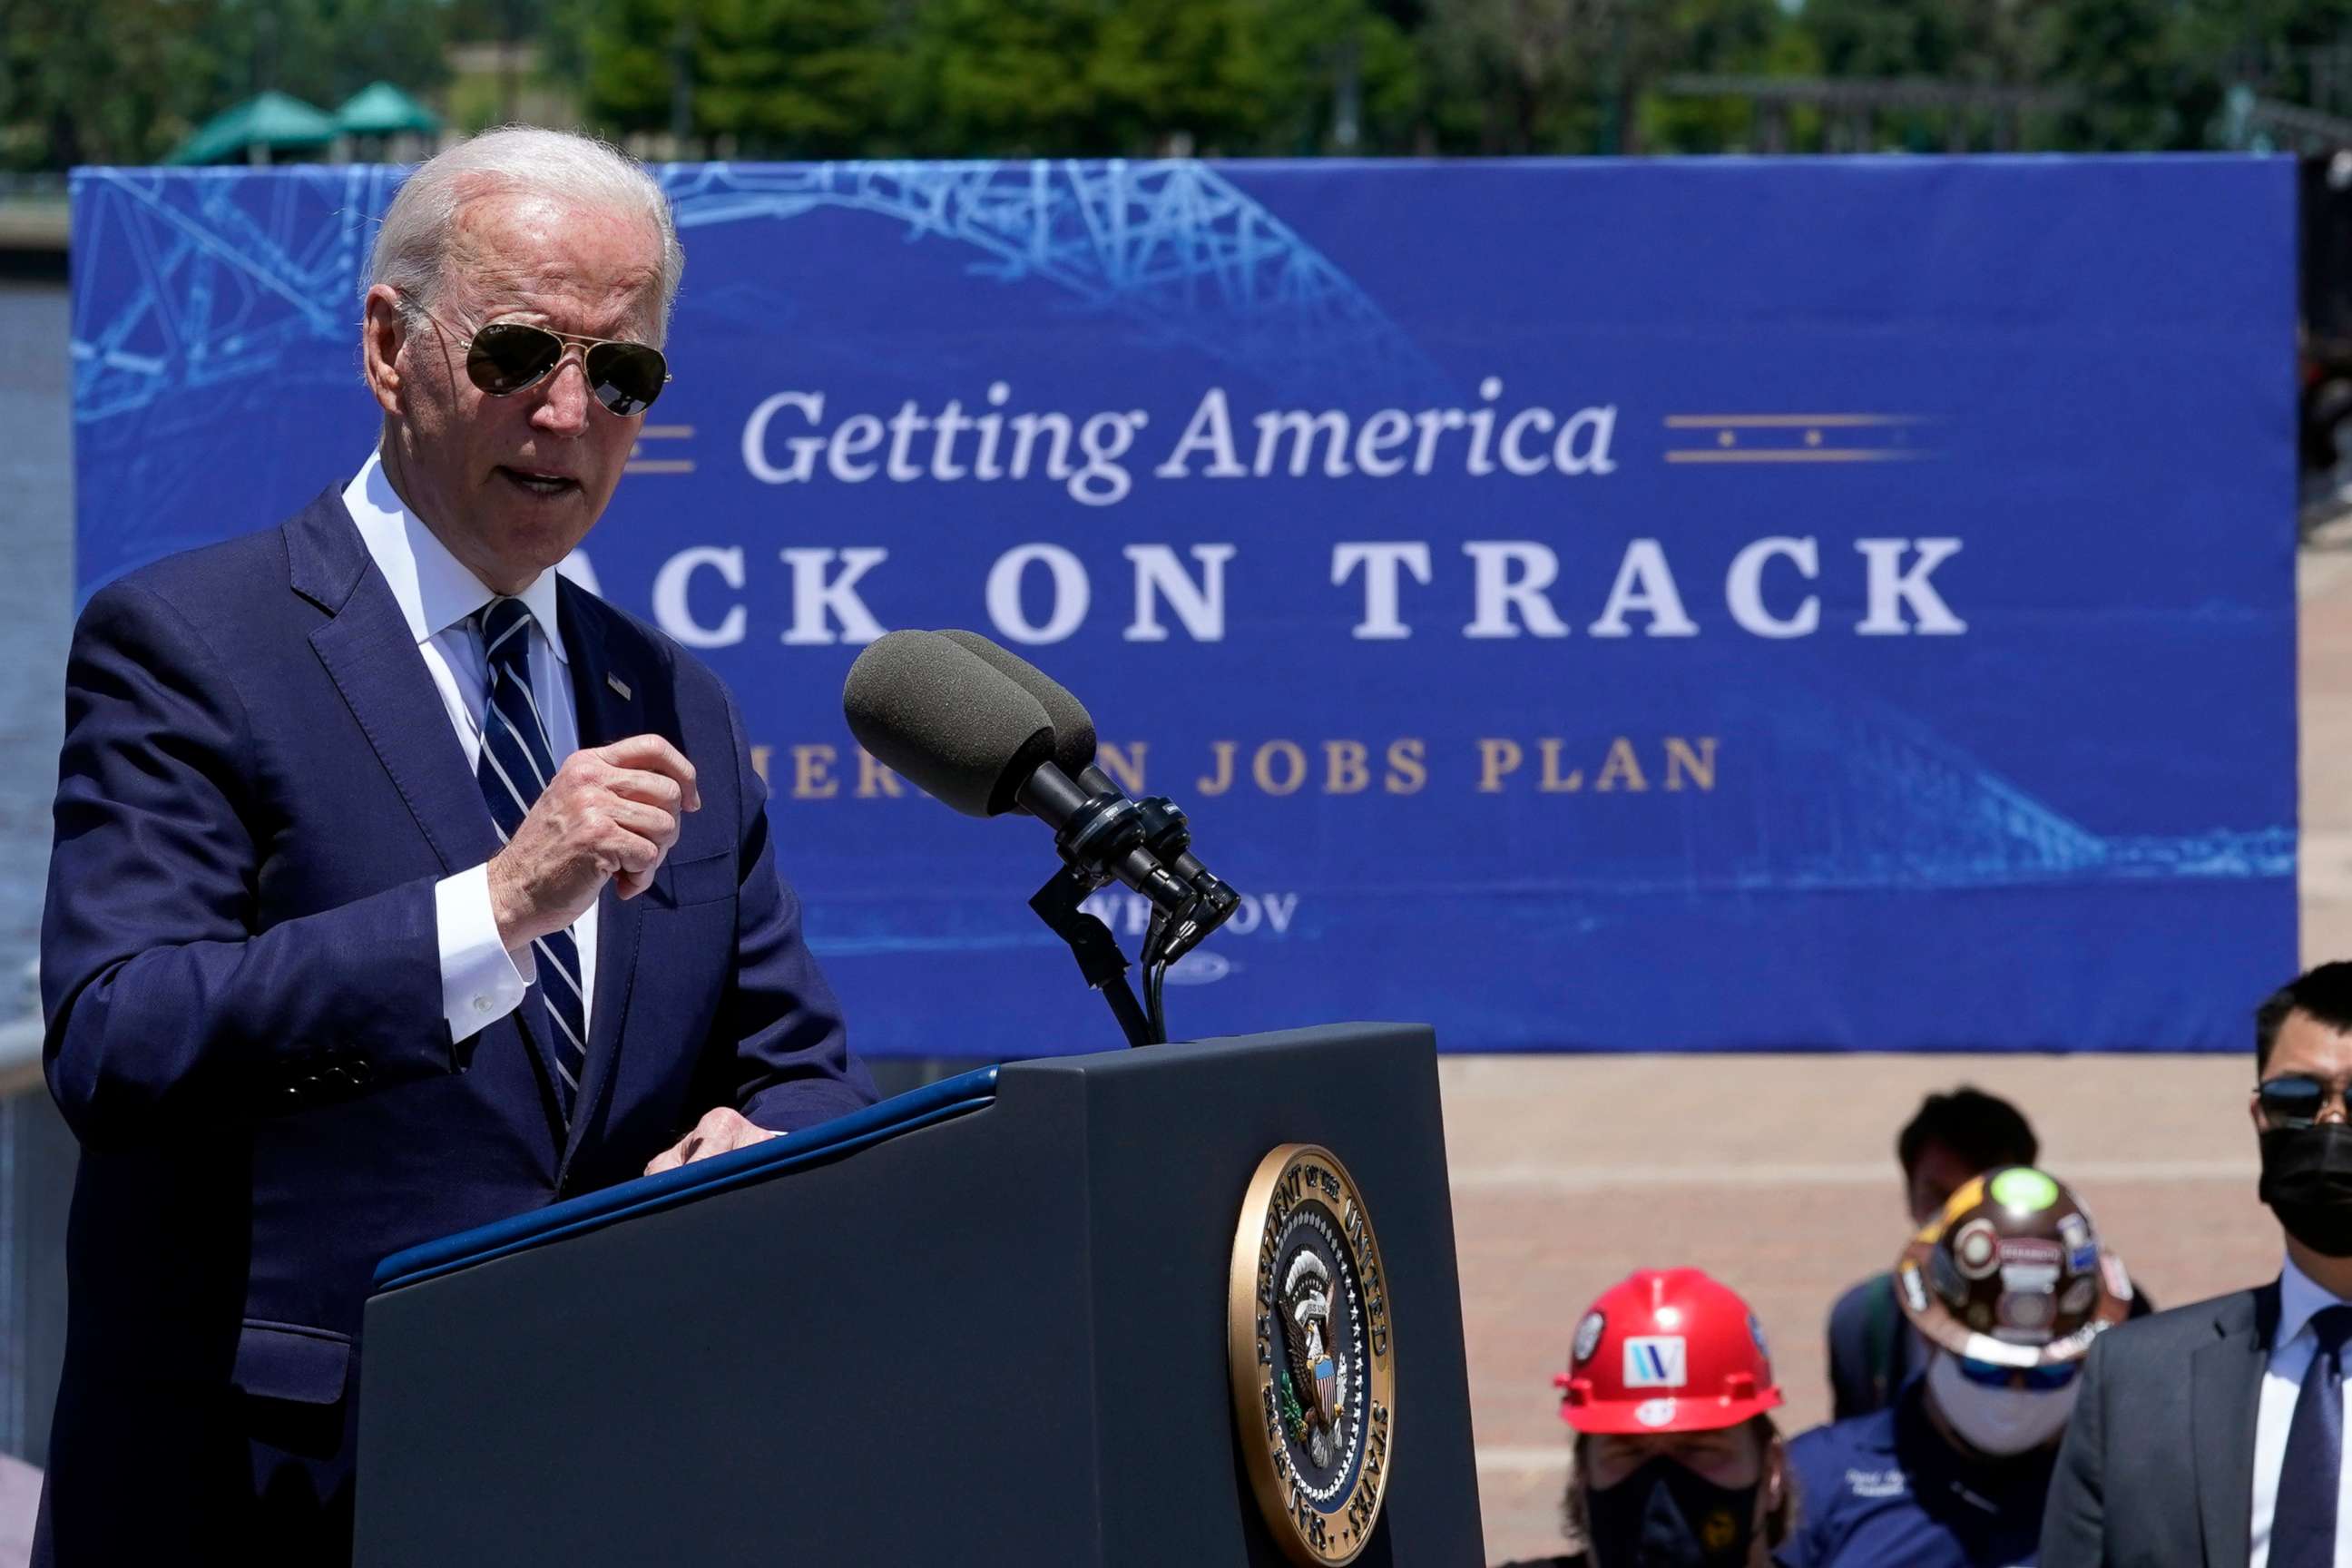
[1825,1086,2043,1421]
[1779,1166,2134,1568]
[1828,1090,2158,1426]
[1496,1268,1795,1568]
[2044,961,2352,1568]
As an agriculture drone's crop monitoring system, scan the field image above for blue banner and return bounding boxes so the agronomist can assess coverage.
[69,157,2298,1054]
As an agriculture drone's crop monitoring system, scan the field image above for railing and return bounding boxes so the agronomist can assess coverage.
[0,1021,61,1471]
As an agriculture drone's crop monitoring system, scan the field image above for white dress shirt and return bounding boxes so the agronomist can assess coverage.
[2251,1252,2352,1568]
[342,451,598,1047]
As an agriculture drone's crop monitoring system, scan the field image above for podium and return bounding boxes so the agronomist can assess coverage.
[352,1024,1486,1565]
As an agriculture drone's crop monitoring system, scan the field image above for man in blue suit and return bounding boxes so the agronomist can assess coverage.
[34,128,873,1563]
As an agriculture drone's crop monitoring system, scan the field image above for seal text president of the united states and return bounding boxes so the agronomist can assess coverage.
[33,127,872,1564]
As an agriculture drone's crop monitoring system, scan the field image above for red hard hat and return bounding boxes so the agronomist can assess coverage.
[1553,1269,1784,1435]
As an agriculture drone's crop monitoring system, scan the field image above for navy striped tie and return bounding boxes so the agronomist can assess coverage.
[475,596,586,1122]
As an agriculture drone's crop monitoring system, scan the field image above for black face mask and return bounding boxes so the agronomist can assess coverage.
[2261,1123,2352,1257]
[1583,1456,1759,1568]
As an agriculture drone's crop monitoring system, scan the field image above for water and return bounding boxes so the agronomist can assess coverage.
[0,283,73,1009]
[0,280,72,1468]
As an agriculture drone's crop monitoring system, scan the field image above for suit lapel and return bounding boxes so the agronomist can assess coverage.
[295,511,657,1160]
[294,491,573,1133]
[556,580,647,1169]
[290,492,502,877]
[2192,1283,2277,1566]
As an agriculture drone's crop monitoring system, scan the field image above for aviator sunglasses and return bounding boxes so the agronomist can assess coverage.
[2257,1073,2352,1129]
[398,290,671,416]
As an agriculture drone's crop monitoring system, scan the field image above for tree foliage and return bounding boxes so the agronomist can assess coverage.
[12,0,2352,170]
[2,0,447,166]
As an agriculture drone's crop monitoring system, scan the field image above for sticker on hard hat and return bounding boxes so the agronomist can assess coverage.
[1991,1169,2060,1212]
[2001,1260,2060,1294]
[1998,1290,2055,1332]
[1623,1336,1688,1388]
[1897,1263,1929,1313]
[2058,1211,2098,1272]
[1953,1219,2001,1279]
[1634,1397,1678,1428]
[1999,1238,2062,1269]
[1573,1310,1605,1366]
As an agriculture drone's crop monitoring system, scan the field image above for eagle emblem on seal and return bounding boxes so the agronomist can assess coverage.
[1229,1142,1396,1565]
[1281,1250,1351,1466]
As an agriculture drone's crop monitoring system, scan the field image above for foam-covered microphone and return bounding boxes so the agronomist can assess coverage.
[936,629,1096,780]
[841,632,1194,916]
[934,629,1240,936]
[841,630,1055,817]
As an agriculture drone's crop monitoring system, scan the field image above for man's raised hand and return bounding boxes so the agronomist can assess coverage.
[487,733,701,949]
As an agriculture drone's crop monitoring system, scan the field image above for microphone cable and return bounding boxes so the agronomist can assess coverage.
[1142,909,1172,1045]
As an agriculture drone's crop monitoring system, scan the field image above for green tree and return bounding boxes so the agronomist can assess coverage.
[0,0,446,168]
[886,0,1414,157]
[1,0,212,166]
[1416,0,1782,154]
[573,0,681,135]
[1247,0,1423,153]
[2176,0,2352,131]
[1791,0,2037,150]
[1090,0,1279,153]
[1631,0,1790,152]
[2031,0,2202,150]
[201,0,450,118]
[897,0,1109,154]
[693,0,902,154]
[1416,0,1602,153]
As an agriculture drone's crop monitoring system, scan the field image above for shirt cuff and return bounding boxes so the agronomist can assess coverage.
[436,864,531,1044]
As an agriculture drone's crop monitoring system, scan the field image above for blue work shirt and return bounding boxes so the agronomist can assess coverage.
[1775,1381,2053,1568]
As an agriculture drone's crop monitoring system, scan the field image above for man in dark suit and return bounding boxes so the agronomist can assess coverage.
[2043,961,2352,1568]
[34,128,873,1563]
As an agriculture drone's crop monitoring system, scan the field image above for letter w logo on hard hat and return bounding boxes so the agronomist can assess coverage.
[1623,1336,1688,1388]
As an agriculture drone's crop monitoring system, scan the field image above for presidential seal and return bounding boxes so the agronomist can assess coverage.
[1227,1143,1396,1566]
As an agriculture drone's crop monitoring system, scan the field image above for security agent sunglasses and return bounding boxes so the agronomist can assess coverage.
[397,289,671,416]
[1954,1357,2080,1393]
[2257,1072,2352,1129]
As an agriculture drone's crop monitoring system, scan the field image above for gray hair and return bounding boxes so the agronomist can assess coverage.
[364,125,685,338]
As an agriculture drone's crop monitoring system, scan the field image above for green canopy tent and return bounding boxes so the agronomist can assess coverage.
[336,83,442,140]
[165,92,338,166]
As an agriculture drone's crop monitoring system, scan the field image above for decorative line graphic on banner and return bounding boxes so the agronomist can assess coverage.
[1662,413,1934,463]
[626,425,695,475]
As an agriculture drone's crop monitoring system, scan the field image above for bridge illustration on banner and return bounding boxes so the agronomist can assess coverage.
[1728,694,2292,891]
[657,160,1451,403]
[71,161,1446,432]
[71,165,406,426]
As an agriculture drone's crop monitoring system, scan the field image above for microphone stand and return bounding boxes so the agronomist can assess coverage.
[1029,864,1159,1049]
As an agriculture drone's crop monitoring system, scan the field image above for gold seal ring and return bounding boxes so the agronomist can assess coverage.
[1227,1143,1396,1565]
